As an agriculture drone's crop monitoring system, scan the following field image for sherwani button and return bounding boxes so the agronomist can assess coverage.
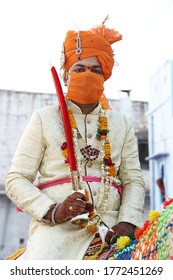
[87,133,92,139]
[86,118,91,124]
[87,161,93,167]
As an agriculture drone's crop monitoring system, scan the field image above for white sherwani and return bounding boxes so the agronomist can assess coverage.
[5,101,145,259]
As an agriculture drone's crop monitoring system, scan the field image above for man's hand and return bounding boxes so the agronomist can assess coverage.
[105,222,136,243]
[55,192,86,223]
[44,192,86,224]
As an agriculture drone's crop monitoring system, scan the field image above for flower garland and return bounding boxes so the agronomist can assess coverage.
[61,103,116,234]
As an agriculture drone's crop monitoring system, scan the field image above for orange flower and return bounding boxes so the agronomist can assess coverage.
[68,109,77,129]
[99,116,108,130]
[104,140,111,156]
[108,165,116,177]
[100,102,107,110]
[85,190,89,202]
[62,149,68,158]
[89,212,96,220]
[80,221,88,228]
[100,133,107,139]
[87,224,98,234]
[61,146,69,166]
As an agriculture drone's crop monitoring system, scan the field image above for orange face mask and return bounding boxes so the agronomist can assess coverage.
[66,71,104,104]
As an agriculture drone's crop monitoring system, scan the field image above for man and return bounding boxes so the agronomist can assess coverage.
[6,20,145,259]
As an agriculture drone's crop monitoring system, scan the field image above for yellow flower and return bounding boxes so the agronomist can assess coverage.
[148,210,160,222]
[116,236,131,250]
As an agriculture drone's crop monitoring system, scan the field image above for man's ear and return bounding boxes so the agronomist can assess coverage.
[63,72,68,86]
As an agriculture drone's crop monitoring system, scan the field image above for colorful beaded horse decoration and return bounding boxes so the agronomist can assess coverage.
[97,198,173,260]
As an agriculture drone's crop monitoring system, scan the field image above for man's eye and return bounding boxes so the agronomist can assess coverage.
[91,69,103,75]
[74,68,85,73]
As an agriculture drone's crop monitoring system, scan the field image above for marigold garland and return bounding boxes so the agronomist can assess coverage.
[61,102,116,234]
[108,165,116,177]
[104,140,111,157]
[68,109,77,129]
[98,116,109,139]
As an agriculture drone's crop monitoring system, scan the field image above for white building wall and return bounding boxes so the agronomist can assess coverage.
[0,90,57,187]
[148,60,173,210]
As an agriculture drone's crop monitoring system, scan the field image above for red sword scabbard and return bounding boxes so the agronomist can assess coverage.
[50,65,79,190]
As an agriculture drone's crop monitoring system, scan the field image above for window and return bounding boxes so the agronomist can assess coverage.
[138,141,149,170]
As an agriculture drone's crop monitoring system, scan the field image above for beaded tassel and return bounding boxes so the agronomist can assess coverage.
[109,240,138,260]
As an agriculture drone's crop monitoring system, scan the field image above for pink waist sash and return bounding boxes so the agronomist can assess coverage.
[17,176,122,212]
[37,176,122,198]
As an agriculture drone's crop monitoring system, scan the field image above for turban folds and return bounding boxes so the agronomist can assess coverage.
[62,24,122,81]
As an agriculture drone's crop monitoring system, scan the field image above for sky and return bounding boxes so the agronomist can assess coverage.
[0,0,173,101]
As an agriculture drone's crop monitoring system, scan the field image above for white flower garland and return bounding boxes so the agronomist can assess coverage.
[68,104,114,232]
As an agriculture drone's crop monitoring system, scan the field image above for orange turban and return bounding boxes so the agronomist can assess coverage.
[62,24,122,81]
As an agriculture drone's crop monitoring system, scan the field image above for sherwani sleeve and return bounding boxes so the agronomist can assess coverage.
[117,116,145,228]
[5,111,55,221]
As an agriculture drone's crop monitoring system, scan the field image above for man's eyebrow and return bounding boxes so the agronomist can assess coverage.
[73,64,101,68]
[73,64,85,67]
[90,65,102,68]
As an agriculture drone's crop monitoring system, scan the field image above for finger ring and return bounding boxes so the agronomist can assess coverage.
[110,234,118,244]
[69,206,73,211]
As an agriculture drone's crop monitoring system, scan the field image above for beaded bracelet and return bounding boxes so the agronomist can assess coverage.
[51,203,61,224]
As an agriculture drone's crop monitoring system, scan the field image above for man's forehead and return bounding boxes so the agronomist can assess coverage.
[72,57,101,67]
